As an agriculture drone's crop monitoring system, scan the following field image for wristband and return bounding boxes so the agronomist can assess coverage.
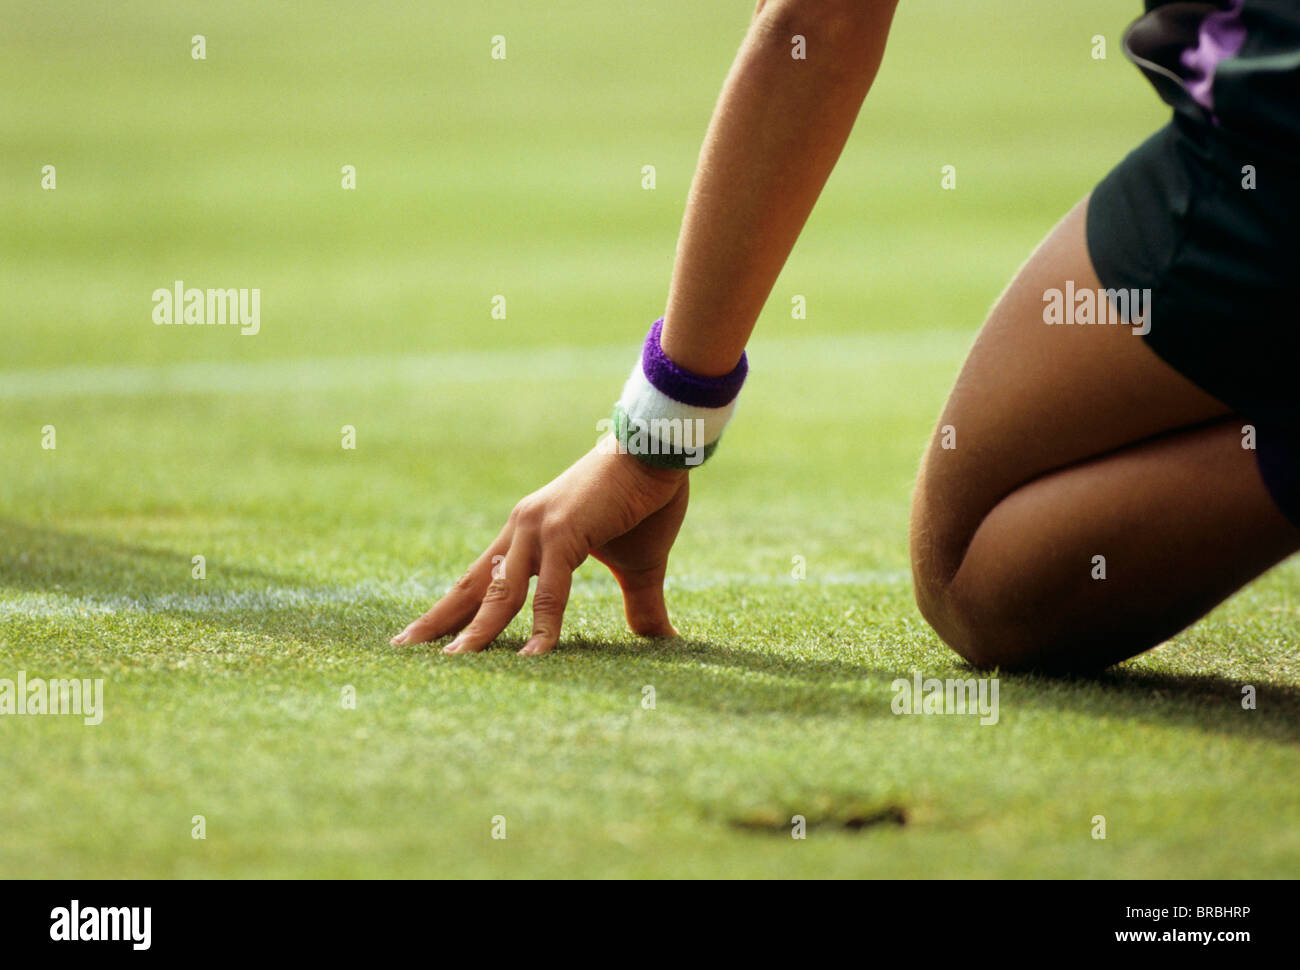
[611,318,747,469]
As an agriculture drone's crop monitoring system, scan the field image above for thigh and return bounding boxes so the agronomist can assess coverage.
[910,194,1232,584]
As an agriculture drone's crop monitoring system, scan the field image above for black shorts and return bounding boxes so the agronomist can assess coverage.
[1086,113,1300,525]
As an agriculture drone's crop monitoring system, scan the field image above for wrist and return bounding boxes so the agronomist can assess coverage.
[618,447,689,483]
[611,318,747,470]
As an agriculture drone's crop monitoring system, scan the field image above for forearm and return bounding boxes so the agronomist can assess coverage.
[660,0,898,375]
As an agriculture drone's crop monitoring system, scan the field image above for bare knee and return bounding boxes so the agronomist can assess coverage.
[910,545,1021,669]
[909,467,1065,671]
[910,469,993,664]
[910,498,1159,673]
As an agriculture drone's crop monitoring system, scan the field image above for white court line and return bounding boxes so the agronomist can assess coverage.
[0,331,967,400]
[0,570,911,617]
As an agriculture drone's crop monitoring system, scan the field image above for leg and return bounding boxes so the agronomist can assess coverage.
[910,197,1300,672]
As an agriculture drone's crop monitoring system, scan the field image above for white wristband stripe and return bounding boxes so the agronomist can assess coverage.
[616,361,738,448]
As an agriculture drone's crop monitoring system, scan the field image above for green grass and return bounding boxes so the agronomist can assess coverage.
[2,0,1297,878]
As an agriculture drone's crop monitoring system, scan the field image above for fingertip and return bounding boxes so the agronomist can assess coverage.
[628,615,676,639]
[445,636,476,654]
[645,618,678,638]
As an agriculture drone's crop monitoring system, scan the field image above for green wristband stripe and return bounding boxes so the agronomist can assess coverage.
[612,404,721,470]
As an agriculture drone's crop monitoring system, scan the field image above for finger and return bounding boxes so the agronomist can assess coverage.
[618,568,677,638]
[391,530,511,645]
[519,555,573,656]
[444,535,537,654]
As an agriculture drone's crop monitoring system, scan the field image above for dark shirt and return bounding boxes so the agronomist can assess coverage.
[1127,1,1300,148]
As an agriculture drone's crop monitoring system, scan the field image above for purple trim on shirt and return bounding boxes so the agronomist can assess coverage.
[641,318,748,408]
[1180,0,1247,115]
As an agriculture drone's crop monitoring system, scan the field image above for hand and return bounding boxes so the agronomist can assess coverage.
[391,443,690,655]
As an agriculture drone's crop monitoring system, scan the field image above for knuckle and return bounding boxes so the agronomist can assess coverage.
[538,519,587,566]
[531,588,566,620]
[482,575,513,604]
[537,517,568,545]
[510,496,542,525]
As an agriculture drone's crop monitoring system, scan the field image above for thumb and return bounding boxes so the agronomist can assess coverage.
[616,567,677,638]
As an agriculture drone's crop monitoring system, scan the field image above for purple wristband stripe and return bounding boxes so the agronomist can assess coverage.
[641,318,748,408]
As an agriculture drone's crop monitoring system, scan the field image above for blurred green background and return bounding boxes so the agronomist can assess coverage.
[3,1,1296,878]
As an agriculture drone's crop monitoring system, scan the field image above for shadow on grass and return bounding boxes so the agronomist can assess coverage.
[502,636,1300,742]
[5,519,1299,741]
[1061,663,1291,737]
[0,519,292,598]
